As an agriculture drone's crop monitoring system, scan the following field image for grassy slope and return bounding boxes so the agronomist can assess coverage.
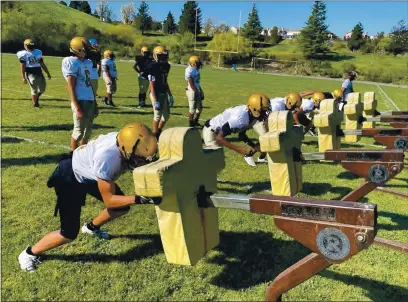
[1,53,408,300]
[262,40,407,75]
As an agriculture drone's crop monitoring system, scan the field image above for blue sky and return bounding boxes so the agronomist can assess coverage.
[88,1,407,36]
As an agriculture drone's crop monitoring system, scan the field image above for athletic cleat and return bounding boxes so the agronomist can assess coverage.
[257,157,267,163]
[244,156,256,167]
[18,246,42,272]
[101,97,109,106]
[108,101,116,107]
[81,223,110,240]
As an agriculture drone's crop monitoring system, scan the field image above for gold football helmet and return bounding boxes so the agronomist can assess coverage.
[103,49,115,59]
[141,46,149,55]
[332,89,343,100]
[285,92,302,110]
[311,92,325,107]
[116,123,158,168]
[152,45,168,62]
[70,37,90,58]
[188,55,202,69]
[247,93,271,118]
[23,39,35,50]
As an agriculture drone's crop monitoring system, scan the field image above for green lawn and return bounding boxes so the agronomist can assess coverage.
[1,53,408,301]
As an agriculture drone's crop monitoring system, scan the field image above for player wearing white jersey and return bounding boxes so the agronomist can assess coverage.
[18,123,161,272]
[62,37,98,152]
[203,93,270,166]
[101,50,117,107]
[185,56,204,127]
[16,39,52,108]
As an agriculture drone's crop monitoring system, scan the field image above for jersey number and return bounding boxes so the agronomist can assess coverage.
[85,70,91,87]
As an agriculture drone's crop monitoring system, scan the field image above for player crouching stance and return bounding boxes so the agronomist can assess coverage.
[101,50,117,107]
[17,39,52,108]
[203,93,270,167]
[133,46,152,108]
[148,45,173,139]
[18,123,161,272]
[185,55,204,127]
[62,37,98,152]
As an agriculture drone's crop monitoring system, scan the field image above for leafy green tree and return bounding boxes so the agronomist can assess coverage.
[207,31,252,65]
[268,26,282,45]
[347,22,365,51]
[69,1,80,10]
[242,3,263,44]
[135,2,152,35]
[299,1,330,58]
[387,20,408,56]
[79,1,91,14]
[179,1,201,34]
[163,11,177,34]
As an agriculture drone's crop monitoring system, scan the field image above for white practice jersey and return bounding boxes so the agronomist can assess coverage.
[301,99,315,113]
[209,105,253,133]
[185,65,201,91]
[72,132,126,183]
[17,49,42,68]
[62,56,94,101]
[101,58,117,78]
[270,97,286,112]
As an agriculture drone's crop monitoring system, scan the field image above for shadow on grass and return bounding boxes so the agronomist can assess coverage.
[1,137,25,144]
[208,231,309,289]
[2,123,115,132]
[320,270,408,301]
[377,211,408,231]
[1,97,68,102]
[218,179,271,194]
[2,153,67,167]
[302,182,369,202]
[337,171,360,180]
[101,110,151,116]
[45,233,163,263]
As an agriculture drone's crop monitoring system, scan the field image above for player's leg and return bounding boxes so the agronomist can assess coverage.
[187,90,196,127]
[108,79,116,107]
[80,101,96,146]
[27,74,39,108]
[70,102,86,151]
[91,79,99,98]
[158,93,170,135]
[150,92,161,138]
[194,95,203,127]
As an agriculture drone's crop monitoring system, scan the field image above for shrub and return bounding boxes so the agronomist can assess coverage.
[341,62,358,74]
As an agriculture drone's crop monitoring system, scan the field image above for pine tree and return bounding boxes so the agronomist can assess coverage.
[299,1,330,58]
[163,11,177,34]
[179,1,201,34]
[347,22,365,51]
[135,1,152,35]
[79,1,91,14]
[242,3,263,43]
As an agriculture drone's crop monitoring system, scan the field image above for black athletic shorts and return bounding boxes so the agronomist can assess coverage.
[49,158,126,240]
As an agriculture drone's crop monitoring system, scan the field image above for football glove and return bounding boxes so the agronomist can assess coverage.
[135,196,162,205]
[200,90,204,101]
[169,95,174,107]
[154,102,161,110]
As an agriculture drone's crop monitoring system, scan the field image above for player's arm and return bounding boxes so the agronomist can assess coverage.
[238,131,259,152]
[299,91,315,98]
[215,124,250,155]
[103,64,112,81]
[133,60,140,73]
[67,75,83,118]
[188,77,200,96]
[20,62,27,83]
[292,108,304,125]
[39,59,51,79]
[148,75,158,103]
[97,178,138,209]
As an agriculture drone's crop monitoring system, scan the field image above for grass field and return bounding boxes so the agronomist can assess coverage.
[1,53,408,301]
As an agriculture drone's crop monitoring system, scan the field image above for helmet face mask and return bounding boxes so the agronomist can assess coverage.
[153,46,168,62]
[88,38,100,51]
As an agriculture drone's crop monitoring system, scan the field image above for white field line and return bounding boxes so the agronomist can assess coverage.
[377,85,400,111]
[2,134,70,150]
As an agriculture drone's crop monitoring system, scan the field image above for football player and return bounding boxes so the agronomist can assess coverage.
[202,93,270,167]
[101,49,117,107]
[147,45,173,139]
[16,39,52,108]
[62,37,98,152]
[133,46,153,108]
[87,38,102,97]
[185,55,204,127]
[18,123,161,272]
